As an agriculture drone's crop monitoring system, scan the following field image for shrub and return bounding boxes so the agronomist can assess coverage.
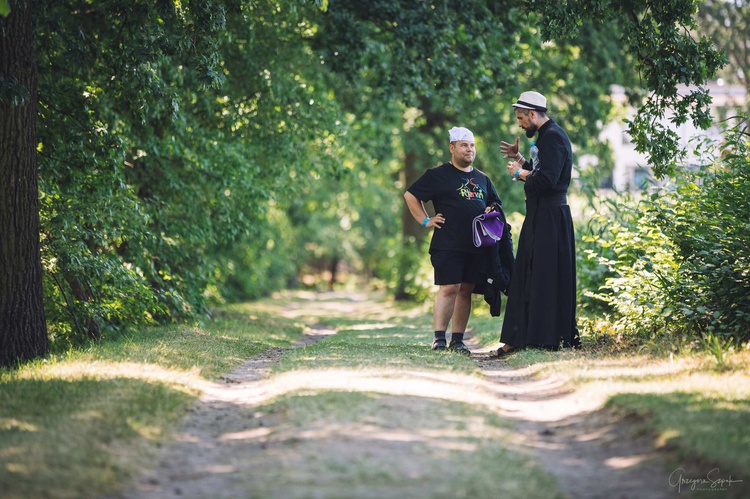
[655,122,750,340]
[582,120,750,345]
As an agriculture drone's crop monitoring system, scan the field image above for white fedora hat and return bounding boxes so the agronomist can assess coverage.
[512,91,548,112]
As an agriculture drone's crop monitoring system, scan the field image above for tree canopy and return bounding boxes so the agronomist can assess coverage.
[0,0,729,366]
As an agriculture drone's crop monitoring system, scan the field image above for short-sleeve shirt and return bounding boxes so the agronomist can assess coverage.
[408,162,500,254]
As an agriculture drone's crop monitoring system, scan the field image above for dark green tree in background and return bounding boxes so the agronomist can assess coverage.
[530,0,726,176]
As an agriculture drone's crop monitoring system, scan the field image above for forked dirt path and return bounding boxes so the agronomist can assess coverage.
[120,293,678,499]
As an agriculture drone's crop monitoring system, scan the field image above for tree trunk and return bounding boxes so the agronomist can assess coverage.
[328,256,339,291]
[0,1,49,367]
[394,100,454,300]
[65,274,101,341]
[395,132,429,301]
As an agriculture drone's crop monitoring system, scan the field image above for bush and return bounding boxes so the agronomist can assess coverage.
[583,195,683,342]
[655,123,750,339]
[582,120,750,345]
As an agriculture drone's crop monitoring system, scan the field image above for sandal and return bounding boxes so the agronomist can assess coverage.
[488,345,516,359]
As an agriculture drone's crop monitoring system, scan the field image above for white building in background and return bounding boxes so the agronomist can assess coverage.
[594,82,747,190]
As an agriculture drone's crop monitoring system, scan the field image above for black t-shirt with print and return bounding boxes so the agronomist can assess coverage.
[408,162,501,254]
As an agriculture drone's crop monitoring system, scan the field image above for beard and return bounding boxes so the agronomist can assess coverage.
[525,124,538,138]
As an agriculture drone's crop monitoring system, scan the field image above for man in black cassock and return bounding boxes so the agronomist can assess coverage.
[491,91,581,356]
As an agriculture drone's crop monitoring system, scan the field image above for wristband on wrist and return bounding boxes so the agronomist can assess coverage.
[515,169,521,179]
[422,217,430,227]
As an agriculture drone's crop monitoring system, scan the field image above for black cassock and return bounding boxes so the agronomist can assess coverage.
[500,120,581,350]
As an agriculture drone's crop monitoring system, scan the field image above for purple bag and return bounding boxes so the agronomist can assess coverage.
[472,212,504,247]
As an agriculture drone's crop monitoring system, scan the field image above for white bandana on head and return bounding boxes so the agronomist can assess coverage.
[449,126,474,143]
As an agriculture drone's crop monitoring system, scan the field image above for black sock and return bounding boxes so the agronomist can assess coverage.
[434,331,446,341]
[451,332,464,343]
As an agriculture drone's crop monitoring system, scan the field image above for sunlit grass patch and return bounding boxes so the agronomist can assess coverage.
[249,289,432,326]
[273,326,479,373]
[0,375,193,499]
[83,313,302,379]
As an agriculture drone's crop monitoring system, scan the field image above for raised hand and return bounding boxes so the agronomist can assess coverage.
[499,137,520,160]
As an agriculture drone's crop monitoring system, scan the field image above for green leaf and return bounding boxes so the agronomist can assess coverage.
[0,0,10,18]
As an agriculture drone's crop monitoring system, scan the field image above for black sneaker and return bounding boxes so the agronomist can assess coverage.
[449,340,471,356]
[431,338,447,351]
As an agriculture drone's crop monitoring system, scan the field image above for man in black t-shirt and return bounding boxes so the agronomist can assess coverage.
[404,126,502,354]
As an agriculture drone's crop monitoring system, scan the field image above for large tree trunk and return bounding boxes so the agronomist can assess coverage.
[0,1,49,367]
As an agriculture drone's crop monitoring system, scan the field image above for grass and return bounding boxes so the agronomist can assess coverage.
[242,392,561,499]
[274,327,479,373]
[0,308,304,499]
[0,377,191,499]
[229,293,563,498]
[2,289,749,498]
[470,316,750,497]
[265,291,750,491]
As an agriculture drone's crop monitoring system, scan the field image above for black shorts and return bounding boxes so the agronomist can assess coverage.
[430,250,483,286]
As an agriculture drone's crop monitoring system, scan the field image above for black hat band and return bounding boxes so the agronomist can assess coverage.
[516,100,547,112]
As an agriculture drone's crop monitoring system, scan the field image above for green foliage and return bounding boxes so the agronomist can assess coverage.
[37,0,232,341]
[655,123,750,339]
[697,0,750,94]
[312,0,522,107]
[215,217,303,302]
[35,1,346,345]
[699,331,735,370]
[582,120,750,346]
[527,0,727,177]
[21,0,732,351]
[576,198,619,317]
[578,188,681,343]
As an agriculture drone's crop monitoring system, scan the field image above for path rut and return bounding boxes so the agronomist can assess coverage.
[118,299,679,499]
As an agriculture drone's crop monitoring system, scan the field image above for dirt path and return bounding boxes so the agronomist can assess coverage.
[471,341,673,499]
[119,295,678,499]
